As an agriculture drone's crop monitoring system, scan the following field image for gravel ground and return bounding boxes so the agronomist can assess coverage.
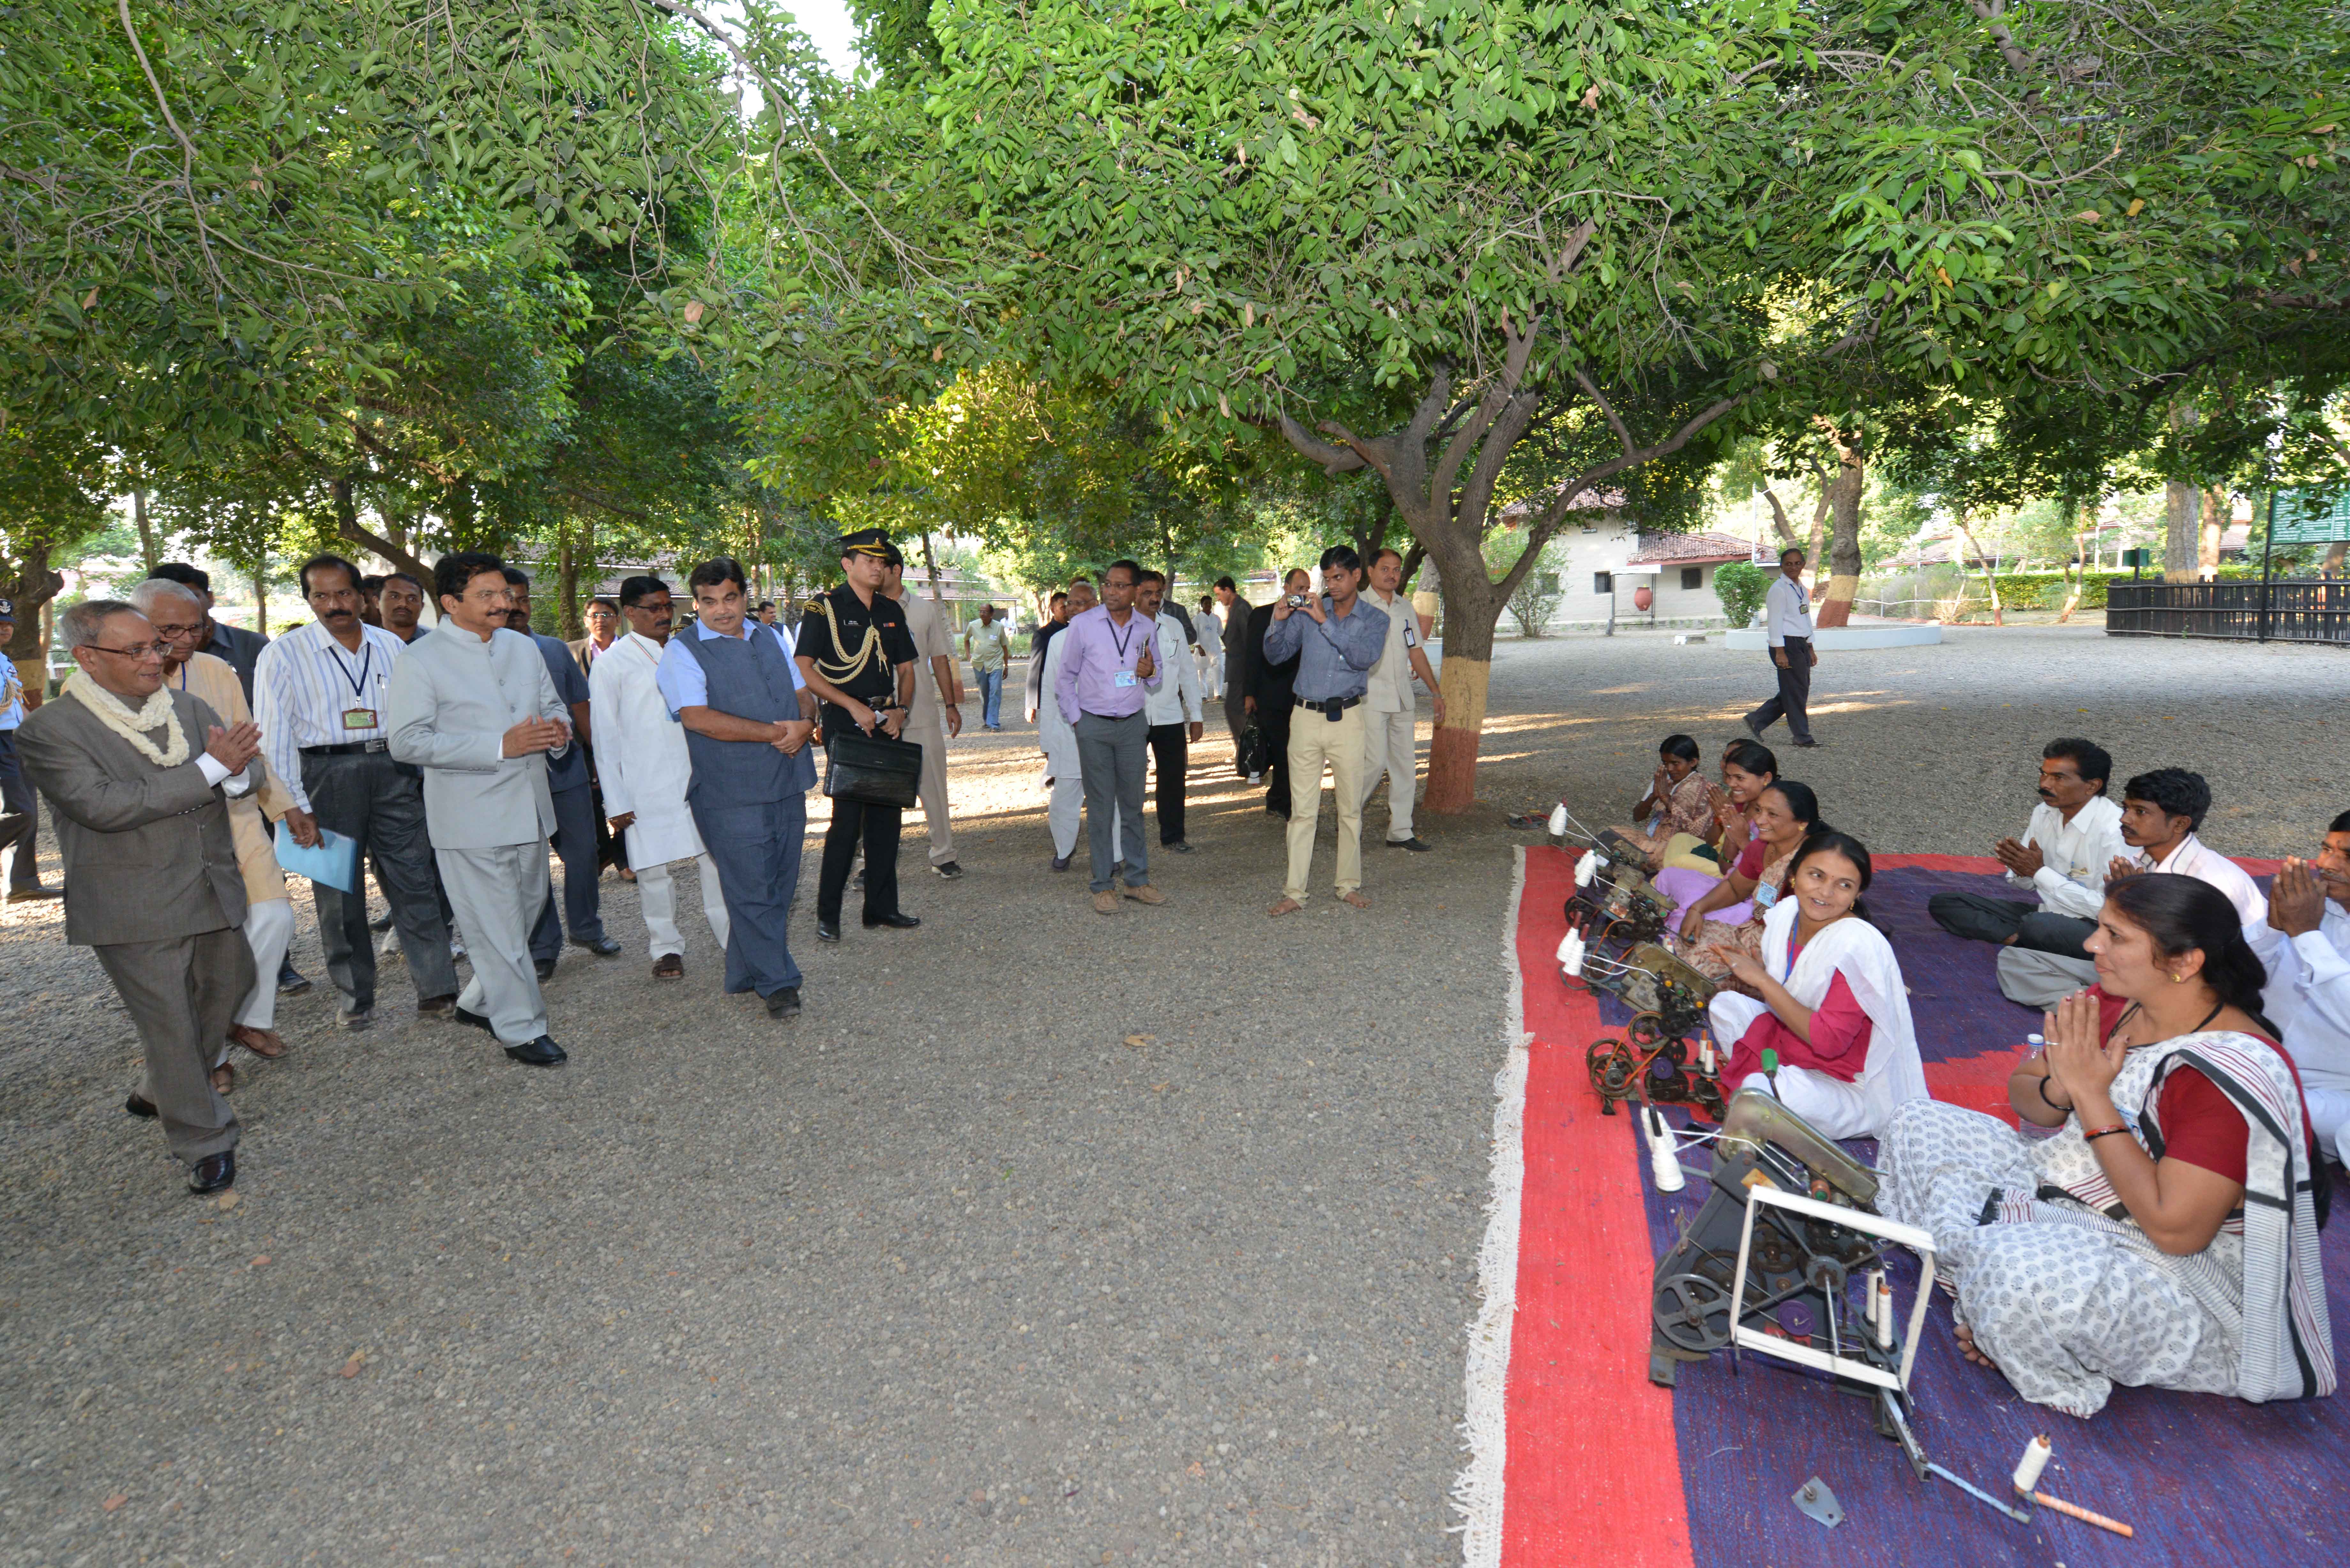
[1,624,2340,1565]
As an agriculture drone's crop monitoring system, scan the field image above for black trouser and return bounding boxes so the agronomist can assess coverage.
[1147,722,1189,845]
[1261,701,1296,815]
[530,782,608,961]
[300,749,458,1008]
[0,727,39,889]
[1745,635,1814,743]
[818,797,902,924]
[1927,892,2097,961]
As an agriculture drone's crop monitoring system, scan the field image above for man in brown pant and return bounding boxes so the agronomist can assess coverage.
[17,599,266,1194]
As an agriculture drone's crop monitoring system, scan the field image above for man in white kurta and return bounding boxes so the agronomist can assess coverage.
[588,576,729,977]
[1039,579,1098,869]
[387,554,574,1065]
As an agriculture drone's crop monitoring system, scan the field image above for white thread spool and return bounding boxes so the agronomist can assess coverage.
[1646,1109,1685,1193]
[1699,1035,1717,1075]
[1556,931,1578,965]
[2012,1434,2052,1494]
[1574,849,1597,887]
[1548,802,1570,837]
[1875,1275,1893,1349]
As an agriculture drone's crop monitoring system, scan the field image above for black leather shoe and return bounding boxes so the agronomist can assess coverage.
[573,936,624,957]
[504,1035,567,1067]
[277,962,313,996]
[766,986,802,1019]
[4,885,62,903]
[932,861,964,879]
[1163,841,1194,854]
[534,957,556,981]
[187,1150,236,1195]
[125,1093,158,1120]
[1387,836,1434,852]
[416,992,457,1018]
[368,912,394,932]
[816,919,841,943]
[1050,855,1071,872]
[863,911,921,930]
[452,1006,495,1034]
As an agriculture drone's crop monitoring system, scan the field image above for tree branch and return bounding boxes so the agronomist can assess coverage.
[1572,367,1638,458]
[1263,410,1368,476]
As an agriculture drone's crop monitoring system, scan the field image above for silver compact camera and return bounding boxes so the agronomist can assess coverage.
[1285,594,1308,608]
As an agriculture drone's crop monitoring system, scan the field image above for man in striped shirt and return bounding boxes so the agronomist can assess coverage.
[252,554,459,1029]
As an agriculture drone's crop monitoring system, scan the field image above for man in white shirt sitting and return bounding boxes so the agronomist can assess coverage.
[1928,739,2128,1007]
[2105,767,2269,926]
[2244,811,2350,1164]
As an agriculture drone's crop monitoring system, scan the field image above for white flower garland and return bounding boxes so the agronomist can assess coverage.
[65,672,190,767]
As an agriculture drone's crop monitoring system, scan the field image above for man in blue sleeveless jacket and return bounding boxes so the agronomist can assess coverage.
[654,557,817,1019]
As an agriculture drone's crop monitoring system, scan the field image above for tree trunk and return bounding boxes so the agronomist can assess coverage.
[2163,481,2200,583]
[1813,435,1864,629]
[557,527,583,641]
[132,489,158,574]
[2324,541,2347,576]
[2057,507,2086,622]
[2,541,63,704]
[1424,575,1497,814]
[333,477,432,584]
[1757,485,1800,547]
[921,532,945,601]
[252,559,268,640]
[2197,488,2228,580]
[1954,516,2003,625]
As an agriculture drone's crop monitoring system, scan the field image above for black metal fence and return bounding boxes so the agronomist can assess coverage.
[2106,579,2350,645]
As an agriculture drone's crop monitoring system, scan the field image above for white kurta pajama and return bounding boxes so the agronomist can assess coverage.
[587,632,728,959]
[1704,900,1930,1139]
[1880,1033,2335,1418]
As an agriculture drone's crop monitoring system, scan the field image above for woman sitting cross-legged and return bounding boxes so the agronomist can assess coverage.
[1704,832,1929,1139]
[1610,734,1715,869]
[1667,779,1822,983]
[1878,874,2336,1419]
[1651,740,1778,916]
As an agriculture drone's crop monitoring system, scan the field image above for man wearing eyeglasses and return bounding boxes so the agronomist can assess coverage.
[14,598,269,1195]
[251,553,459,1030]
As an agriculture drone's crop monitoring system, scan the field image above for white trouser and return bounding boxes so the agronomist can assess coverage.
[635,854,729,958]
[1996,946,2101,1010]
[1357,707,1418,843]
[228,896,296,1040]
[1710,990,1877,1139]
[439,842,551,1045]
[1048,771,1119,860]
[2302,1084,2350,1167]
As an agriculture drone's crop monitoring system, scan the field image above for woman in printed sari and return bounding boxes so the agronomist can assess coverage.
[1611,734,1714,868]
[1667,780,1824,983]
[1880,875,2335,1418]
[1704,833,1929,1139]
[1650,739,1778,909]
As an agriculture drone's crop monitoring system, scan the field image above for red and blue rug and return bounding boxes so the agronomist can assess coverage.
[1461,846,2345,1568]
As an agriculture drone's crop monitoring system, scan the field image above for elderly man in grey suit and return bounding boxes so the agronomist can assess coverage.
[17,599,268,1194]
[388,552,574,1066]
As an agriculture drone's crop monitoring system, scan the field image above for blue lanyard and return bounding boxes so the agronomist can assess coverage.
[321,636,374,700]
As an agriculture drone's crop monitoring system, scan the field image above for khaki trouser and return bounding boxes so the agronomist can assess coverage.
[910,708,956,865]
[1284,699,1367,901]
[1357,706,1418,843]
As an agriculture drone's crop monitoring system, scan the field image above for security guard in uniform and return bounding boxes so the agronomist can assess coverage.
[794,530,921,943]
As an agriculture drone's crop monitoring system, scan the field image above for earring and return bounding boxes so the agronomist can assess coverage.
[2172,972,2187,983]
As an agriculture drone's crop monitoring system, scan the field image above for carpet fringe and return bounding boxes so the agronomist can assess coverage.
[1452,844,1532,1567]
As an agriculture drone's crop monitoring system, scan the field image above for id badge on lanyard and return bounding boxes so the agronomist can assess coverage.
[330,640,378,730]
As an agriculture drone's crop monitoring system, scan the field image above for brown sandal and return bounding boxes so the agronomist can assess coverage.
[228,1024,287,1059]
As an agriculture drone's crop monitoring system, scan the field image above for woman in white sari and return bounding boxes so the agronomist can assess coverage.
[1705,832,1929,1139]
[1880,874,2335,1418]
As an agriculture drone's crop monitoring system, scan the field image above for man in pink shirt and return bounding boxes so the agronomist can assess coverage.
[1055,560,1164,914]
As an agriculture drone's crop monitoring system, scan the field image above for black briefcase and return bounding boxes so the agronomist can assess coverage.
[1234,723,1271,778]
[824,727,923,809]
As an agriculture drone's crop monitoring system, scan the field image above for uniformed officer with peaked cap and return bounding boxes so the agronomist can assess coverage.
[793,529,921,942]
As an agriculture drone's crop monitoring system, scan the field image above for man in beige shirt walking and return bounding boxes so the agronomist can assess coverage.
[883,547,966,879]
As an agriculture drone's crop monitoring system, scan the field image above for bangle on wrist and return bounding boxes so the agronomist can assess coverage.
[2036,1074,2065,1111]
[2082,1123,2129,1142]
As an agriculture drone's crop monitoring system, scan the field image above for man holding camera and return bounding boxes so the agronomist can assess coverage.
[1265,546,1389,916]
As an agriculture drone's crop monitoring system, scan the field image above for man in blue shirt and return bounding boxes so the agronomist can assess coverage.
[503,571,622,974]
[656,556,818,1019]
[0,596,54,901]
[1264,545,1389,917]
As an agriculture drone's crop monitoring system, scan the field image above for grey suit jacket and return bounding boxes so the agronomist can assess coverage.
[388,619,570,849]
[15,688,259,946]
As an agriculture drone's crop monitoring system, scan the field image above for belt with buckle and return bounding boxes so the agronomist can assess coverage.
[299,739,389,757]
[1293,693,1362,720]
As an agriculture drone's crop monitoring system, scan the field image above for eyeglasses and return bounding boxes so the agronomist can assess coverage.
[81,642,169,660]
[149,623,206,639]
